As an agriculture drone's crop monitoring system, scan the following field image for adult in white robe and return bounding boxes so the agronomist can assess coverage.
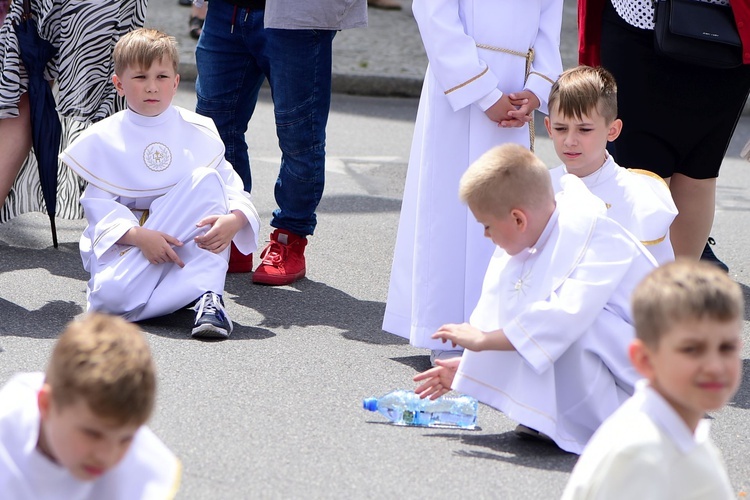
[60,106,260,321]
[0,372,181,500]
[562,380,735,499]
[453,175,657,454]
[550,153,677,265]
[382,0,564,349]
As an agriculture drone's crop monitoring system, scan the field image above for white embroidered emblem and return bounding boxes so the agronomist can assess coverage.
[143,143,172,172]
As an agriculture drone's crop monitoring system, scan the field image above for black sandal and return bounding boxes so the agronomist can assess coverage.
[189,15,204,40]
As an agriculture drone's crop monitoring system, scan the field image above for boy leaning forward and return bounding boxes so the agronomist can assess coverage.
[415,144,658,454]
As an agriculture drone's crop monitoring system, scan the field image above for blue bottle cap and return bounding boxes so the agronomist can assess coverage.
[363,397,378,411]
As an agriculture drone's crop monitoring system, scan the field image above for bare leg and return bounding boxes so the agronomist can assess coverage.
[667,173,717,260]
[0,93,32,208]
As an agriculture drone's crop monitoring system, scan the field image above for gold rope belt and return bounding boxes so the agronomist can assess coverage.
[476,44,536,151]
[132,209,150,226]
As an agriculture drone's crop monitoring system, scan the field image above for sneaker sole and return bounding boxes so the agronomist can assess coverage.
[191,324,230,339]
[252,269,306,286]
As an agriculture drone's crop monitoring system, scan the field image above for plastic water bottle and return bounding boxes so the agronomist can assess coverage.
[363,389,478,429]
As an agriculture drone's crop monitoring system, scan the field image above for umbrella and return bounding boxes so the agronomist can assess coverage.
[14,0,61,248]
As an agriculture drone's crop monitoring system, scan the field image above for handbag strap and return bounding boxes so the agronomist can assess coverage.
[21,0,32,21]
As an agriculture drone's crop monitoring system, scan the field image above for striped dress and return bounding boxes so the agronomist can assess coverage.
[0,0,147,222]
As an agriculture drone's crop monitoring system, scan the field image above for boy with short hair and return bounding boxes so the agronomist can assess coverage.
[562,261,741,498]
[545,65,677,265]
[60,28,260,339]
[414,143,657,454]
[0,313,181,499]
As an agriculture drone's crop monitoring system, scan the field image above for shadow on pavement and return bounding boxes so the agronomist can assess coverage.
[390,354,431,372]
[225,277,407,345]
[137,308,275,341]
[426,431,577,472]
[0,242,88,282]
[0,298,83,339]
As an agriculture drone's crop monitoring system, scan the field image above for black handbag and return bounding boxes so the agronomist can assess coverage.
[653,0,743,69]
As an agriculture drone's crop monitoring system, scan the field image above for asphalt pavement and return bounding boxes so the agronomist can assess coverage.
[1,1,749,498]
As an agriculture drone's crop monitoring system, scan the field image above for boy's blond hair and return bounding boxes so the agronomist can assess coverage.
[632,260,743,347]
[548,65,618,124]
[114,28,179,75]
[45,313,156,426]
[459,144,554,215]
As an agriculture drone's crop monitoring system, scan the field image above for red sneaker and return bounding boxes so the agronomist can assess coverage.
[252,229,308,286]
[228,242,253,273]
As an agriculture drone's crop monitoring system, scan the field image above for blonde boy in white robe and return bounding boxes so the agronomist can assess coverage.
[382,0,564,362]
[562,261,741,499]
[414,144,657,454]
[545,66,677,265]
[0,314,181,499]
[60,29,260,339]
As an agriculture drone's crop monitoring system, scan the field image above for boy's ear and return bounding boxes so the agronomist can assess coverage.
[510,208,527,231]
[629,339,655,380]
[37,383,52,420]
[112,74,125,97]
[607,118,623,143]
[544,116,553,138]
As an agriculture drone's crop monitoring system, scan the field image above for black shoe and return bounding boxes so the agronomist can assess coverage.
[700,237,729,273]
[189,15,204,40]
[178,0,192,6]
[514,424,554,443]
[191,292,233,339]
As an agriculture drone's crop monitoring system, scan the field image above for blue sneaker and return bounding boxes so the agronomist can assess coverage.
[191,292,232,339]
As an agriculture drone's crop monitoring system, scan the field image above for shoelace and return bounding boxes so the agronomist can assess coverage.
[259,240,288,266]
[194,292,223,318]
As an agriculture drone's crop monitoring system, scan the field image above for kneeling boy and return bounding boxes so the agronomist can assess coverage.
[562,261,741,498]
[0,314,180,499]
[60,28,260,338]
[414,144,657,454]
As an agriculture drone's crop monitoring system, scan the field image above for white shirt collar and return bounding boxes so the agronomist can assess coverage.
[636,379,711,454]
[565,153,616,189]
[125,105,176,127]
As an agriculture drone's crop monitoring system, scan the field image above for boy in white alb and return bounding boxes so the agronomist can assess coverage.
[382,0,564,363]
[545,65,676,265]
[0,314,181,499]
[414,144,657,454]
[60,29,260,339]
[562,261,741,499]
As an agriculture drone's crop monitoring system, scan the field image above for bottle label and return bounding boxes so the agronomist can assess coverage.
[402,410,417,425]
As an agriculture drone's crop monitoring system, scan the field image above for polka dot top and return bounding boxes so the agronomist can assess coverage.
[612,0,730,30]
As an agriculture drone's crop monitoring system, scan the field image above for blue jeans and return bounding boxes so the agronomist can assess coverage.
[195,0,335,237]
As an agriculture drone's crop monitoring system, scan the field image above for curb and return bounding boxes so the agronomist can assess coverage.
[177,62,424,99]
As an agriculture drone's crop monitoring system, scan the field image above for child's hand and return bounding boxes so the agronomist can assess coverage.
[502,90,540,127]
[484,94,516,124]
[413,357,461,400]
[128,227,184,267]
[194,211,247,254]
[432,322,485,351]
